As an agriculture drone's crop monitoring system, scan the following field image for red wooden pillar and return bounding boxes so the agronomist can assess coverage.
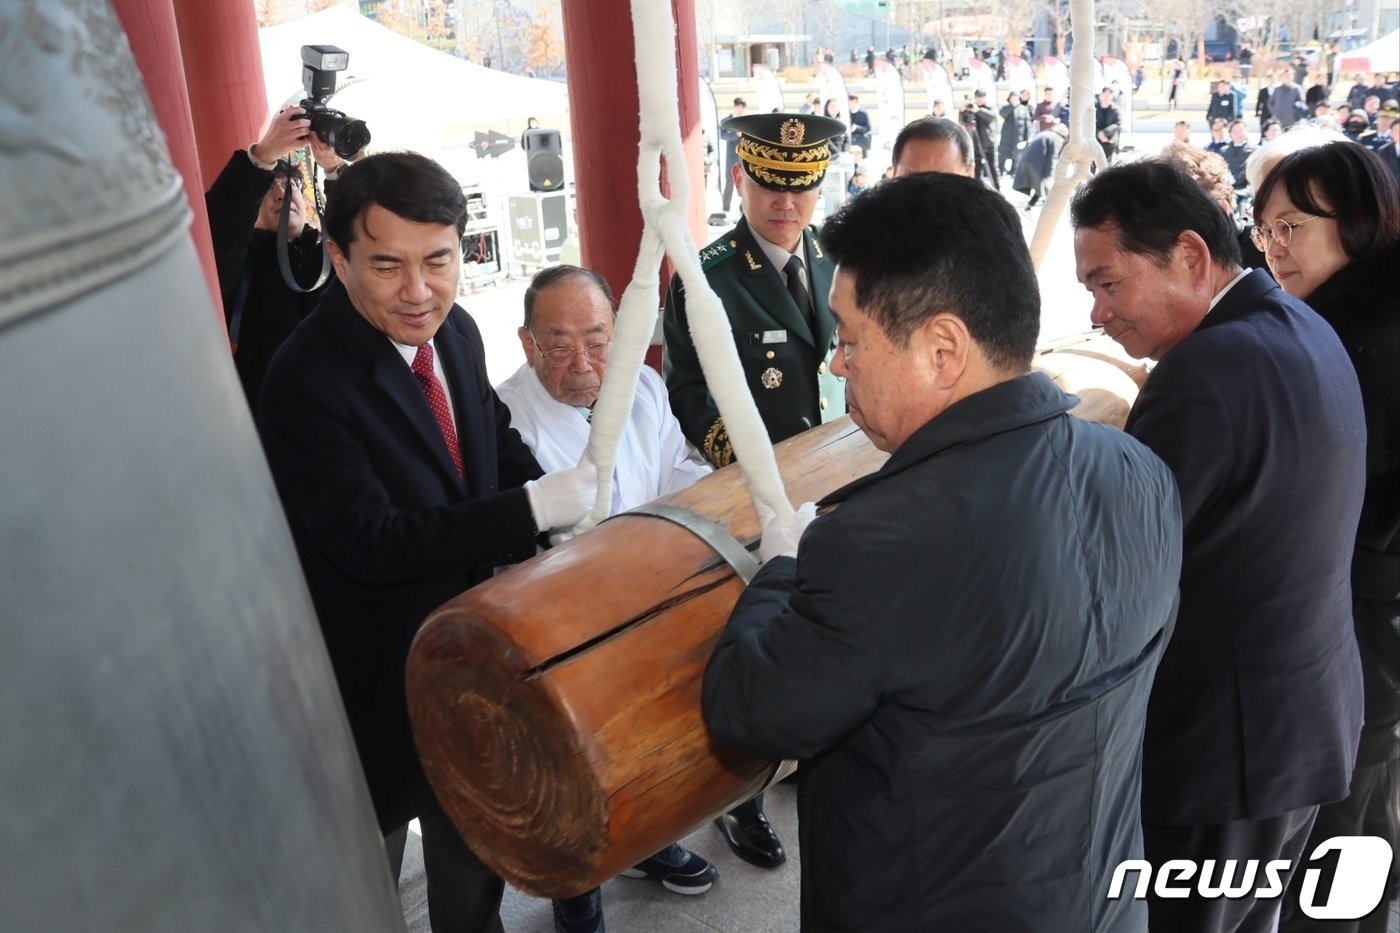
[172,0,270,194]
[561,0,705,315]
[111,0,222,319]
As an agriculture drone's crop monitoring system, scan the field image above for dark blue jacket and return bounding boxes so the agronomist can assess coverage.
[704,373,1182,932]
[258,281,542,831]
[1126,269,1367,824]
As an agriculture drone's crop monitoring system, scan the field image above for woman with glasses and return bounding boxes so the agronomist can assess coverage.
[1253,141,1400,933]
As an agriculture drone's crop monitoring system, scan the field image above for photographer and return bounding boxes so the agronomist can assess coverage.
[205,105,350,405]
[959,92,999,188]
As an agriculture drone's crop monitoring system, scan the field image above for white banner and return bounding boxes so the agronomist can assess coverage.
[873,58,906,149]
[919,59,954,114]
[1005,55,1037,95]
[749,63,783,115]
[1043,55,1070,98]
[967,57,997,100]
[815,61,852,127]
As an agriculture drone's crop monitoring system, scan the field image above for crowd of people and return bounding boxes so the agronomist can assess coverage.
[215,62,1397,931]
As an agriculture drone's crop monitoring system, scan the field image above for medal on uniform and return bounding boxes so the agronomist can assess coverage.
[761,367,783,389]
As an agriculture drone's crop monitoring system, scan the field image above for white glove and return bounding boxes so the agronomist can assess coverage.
[524,465,597,533]
[759,501,817,563]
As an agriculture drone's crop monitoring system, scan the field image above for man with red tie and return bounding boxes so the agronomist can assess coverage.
[259,151,596,933]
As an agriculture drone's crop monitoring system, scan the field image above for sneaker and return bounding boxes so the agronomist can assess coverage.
[620,842,719,895]
[551,887,604,933]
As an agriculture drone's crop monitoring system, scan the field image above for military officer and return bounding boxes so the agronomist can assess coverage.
[661,111,847,873]
[664,111,848,468]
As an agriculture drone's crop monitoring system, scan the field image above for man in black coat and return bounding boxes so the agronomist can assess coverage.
[1094,86,1122,163]
[703,173,1183,932]
[966,89,1000,186]
[204,104,349,406]
[259,152,597,933]
[1206,79,1238,123]
[1072,161,1366,933]
[717,97,746,218]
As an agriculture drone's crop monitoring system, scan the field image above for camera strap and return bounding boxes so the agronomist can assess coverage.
[276,171,333,294]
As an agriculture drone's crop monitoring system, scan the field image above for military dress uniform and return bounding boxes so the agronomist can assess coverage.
[664,218,846,466]
[662,110,850,468]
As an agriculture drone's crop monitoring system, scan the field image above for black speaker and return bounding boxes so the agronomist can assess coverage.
[522,128,564,191]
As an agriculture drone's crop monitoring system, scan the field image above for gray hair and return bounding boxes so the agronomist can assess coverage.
[891,117,975,173]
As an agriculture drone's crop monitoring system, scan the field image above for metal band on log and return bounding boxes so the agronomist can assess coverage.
[406,419,888,898]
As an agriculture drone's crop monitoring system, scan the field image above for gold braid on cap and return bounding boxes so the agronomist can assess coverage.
[736,137,830,188]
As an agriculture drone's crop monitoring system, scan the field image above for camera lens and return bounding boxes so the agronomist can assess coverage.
[308,110,371,158]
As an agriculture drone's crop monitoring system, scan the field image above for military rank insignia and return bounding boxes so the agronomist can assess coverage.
[761,367,783,389]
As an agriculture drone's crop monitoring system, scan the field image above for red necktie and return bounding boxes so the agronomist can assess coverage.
[411,343,463,479]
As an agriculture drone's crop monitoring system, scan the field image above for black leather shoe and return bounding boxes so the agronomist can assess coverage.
[714,811,786,868]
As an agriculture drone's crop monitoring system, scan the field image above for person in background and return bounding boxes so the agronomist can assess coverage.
[1207,79,1237,123]
[1168,58,1185,111]
[1239,40,1255,81]
[847,94,872,154]
[1096,87,1123,162]
[717,97,747,220]
[1160,140,1266,270]
[1254,140,1400,933]
[799,92,820,115]
[1205,118,1229,153]
[823,97,850,152]
[1013,118,1067,209]
[205,104,350,406]
[891,117,976,178]
[997,89,1031,177]
[1270,70,1306,129]
[1172,120,1192,145]
[1221,118,1255,187]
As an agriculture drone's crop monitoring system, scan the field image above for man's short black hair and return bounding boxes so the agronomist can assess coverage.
[323,151,467,256]
[819,172,1039,372]
[1070,160,1242,269]
[523,264,616,330]
[891,117,975,172]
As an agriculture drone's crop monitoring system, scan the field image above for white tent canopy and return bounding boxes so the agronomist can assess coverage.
[258,7,568,185]
[1337,31,1399,76]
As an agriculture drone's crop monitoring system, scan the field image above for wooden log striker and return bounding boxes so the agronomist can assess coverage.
[406,334,1144,898]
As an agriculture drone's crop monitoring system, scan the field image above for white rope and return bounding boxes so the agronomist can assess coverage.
[1028,0,1106,270]
[574,1,796,531]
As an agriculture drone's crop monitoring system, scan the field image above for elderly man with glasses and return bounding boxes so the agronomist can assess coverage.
[494,263,717,933]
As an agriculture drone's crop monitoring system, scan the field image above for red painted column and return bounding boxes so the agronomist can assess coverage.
[111,0,222,320]
[561,0,705,311]
[172,0,270,193]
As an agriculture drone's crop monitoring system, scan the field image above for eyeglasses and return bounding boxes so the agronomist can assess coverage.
[531,333,611,368]
[1250,215,1320,250]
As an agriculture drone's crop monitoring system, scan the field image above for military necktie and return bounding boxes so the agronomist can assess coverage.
[784,254,812,322]
[411,342,463,479]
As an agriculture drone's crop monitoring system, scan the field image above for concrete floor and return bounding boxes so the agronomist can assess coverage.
[397,784,803,933]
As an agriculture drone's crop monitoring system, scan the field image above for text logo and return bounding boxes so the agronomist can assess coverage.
[1108,835,1393,920]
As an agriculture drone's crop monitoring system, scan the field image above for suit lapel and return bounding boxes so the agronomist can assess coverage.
[734,219,817,346]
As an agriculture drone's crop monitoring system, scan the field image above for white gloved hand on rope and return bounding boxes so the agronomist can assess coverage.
[524,465,597,534]
[759,501,817,563]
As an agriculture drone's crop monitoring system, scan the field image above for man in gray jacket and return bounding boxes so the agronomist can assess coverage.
[702,173,1183,932]
[1270,71,1307,128]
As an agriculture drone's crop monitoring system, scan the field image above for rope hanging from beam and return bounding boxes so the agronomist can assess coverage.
[572,0,796,532]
